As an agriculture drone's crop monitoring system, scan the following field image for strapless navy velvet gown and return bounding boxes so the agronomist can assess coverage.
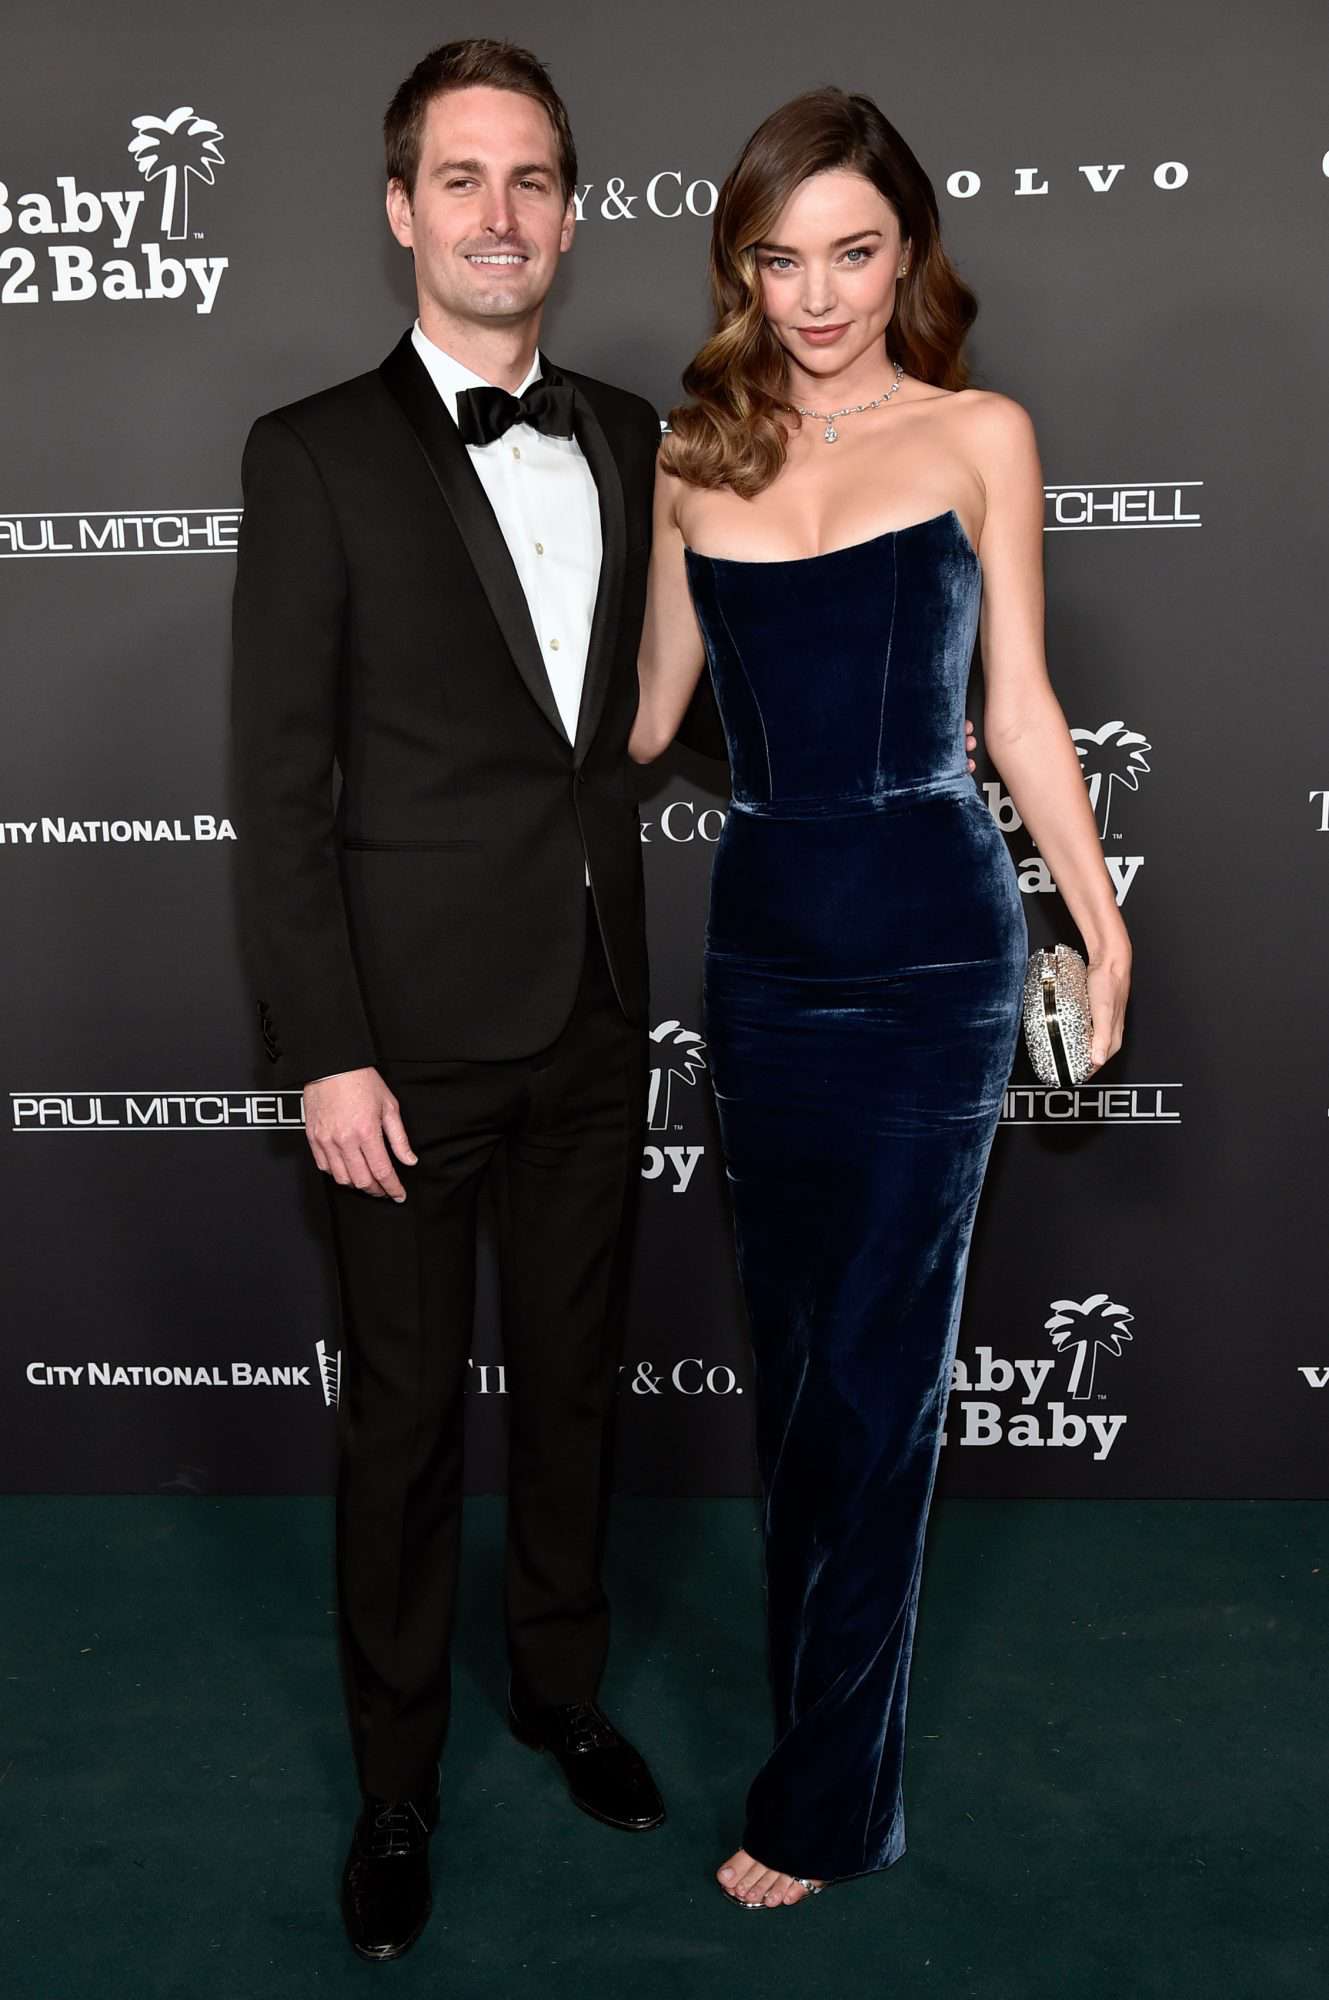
[684,507,1027,1884]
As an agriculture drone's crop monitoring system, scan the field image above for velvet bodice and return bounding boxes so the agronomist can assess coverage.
[683,507,980,813]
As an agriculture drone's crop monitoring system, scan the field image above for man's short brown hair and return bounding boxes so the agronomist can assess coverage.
[384,38,578,201]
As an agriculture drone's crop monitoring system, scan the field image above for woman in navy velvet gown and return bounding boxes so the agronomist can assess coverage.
[630,89,1131,1908]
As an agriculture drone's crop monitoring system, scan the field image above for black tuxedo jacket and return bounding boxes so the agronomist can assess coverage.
[231,330,667,1087]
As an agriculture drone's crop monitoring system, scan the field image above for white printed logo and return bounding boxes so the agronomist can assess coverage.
[1001,1082,1182,1125]
[27,1358,314,1390]
[643,1020,707,1196]
[127,107,225,239]
[0,510,242,559]
[648,1021,706,1130]
[1071,721,1152,840]
[639,799,726,845]
[1044,1293,1135,1397]
[985,717,1151,906]
[315,1339,341,1409]
[0,104,229,314]
[575,160,1192,222]
[946,1291,1136,1461]
[0,814,235,845]
[1043,482,1202,531]
[11,1091,304,1132]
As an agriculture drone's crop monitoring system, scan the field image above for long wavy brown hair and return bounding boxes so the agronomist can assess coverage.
[661,88,977,498]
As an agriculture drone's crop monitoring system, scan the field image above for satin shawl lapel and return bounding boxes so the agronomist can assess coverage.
[378,331,569,748]
[557,368,627,768]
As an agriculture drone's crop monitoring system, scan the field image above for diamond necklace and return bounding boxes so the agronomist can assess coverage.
[794,360,905,443]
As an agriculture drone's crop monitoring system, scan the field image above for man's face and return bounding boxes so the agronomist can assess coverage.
[386,85,575,327]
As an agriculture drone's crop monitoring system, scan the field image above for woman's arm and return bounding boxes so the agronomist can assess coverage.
[628,462,709,763]
[969,394,1132,1073]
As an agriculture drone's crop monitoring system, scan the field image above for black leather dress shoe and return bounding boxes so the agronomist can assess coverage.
[340,1787,439,1963]
[508,1686,666,1831]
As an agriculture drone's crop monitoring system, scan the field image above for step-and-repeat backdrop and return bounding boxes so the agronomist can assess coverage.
[3,2,1325,1497]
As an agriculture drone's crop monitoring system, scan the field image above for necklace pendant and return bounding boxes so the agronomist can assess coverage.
[823,422,838,443]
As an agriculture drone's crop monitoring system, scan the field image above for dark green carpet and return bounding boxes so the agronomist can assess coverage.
[2,1497,1324,1998]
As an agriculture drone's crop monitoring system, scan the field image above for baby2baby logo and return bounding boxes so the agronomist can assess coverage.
[643,1020,708,1195]
[984,719,1151,906]
[1,106,228,314]
[944,1292,1135,1461]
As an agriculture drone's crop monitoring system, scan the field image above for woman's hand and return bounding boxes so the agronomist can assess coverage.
[1084,944,1131,1074]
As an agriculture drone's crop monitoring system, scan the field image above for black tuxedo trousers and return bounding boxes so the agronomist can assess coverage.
[329,904,646,1802]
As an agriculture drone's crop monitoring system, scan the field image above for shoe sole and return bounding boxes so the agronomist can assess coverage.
[717,1879,823,1912]
[346,1903,431,1964]
[341,1867,432,1963]
[570,1788,667,1834]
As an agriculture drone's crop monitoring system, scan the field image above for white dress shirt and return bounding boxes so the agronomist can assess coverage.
[410,319,603,747]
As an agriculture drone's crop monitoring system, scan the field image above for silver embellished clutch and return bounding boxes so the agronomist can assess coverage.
[1021,944,1094,1086]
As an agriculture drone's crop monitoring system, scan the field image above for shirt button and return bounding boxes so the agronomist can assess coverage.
[512,445,522,460]
[535,541,544,555]
[548,637,560,651]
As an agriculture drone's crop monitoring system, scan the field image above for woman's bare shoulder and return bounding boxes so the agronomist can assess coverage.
[947,391,1041,511]
[947,385,1037,441]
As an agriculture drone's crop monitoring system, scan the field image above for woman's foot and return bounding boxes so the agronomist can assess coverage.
[717,1847,824,1907]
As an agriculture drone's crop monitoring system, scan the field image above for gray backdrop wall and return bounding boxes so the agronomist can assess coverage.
[3,0,1326,1498]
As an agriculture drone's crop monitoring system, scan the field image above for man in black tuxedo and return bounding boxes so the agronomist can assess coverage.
[231,39,682,1962]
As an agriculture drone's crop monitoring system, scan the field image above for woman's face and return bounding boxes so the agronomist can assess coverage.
[754,169,907,377]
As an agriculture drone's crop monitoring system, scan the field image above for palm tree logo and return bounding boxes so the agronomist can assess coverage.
[314,1339,341,1409]
[127,107,226,240]
[647,1021,707,1131]
[1070,721,1152,839]
[1044,1294,1134,1400]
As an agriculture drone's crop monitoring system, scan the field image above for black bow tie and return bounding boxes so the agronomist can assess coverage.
[454,373,577,448]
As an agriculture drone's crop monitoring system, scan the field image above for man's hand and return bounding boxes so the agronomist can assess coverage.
[303,1067,417,1201]
[965,716,978,770]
